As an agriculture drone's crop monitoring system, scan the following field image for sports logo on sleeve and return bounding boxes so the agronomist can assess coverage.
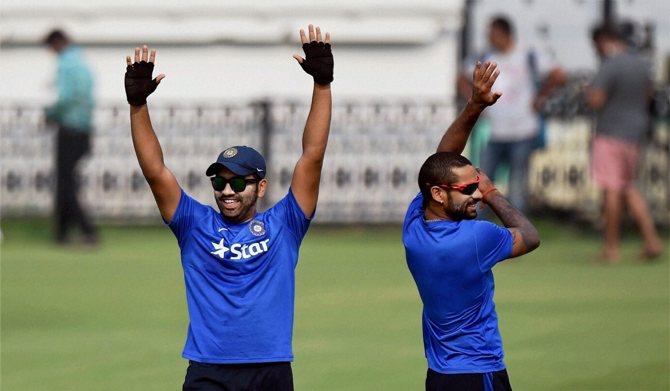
[210,237,270,261]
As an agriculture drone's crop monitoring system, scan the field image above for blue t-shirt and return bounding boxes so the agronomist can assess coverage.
[402,193,513,374]
[167,189,310,364]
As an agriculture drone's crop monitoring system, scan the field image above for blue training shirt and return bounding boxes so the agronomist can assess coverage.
[167,188,310,364]
[402,193,513,374]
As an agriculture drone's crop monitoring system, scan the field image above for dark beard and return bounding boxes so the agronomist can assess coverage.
[218,187,259,223]
[446,193,477,221]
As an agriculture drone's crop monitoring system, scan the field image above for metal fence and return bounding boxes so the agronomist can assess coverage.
[1,96,668,225]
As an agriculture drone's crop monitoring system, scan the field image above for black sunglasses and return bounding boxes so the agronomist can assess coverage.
[210,176,258,192]
[433,176,481,196]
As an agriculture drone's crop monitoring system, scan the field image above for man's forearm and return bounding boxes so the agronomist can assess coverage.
[485,190,540,251]
[130,105,166,180]
[301,84,332,161]
[436,101,486,154]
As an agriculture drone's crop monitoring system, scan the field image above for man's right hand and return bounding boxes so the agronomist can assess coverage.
[470,61,502,107]
[125,45,166,107]
[293,25,334,85]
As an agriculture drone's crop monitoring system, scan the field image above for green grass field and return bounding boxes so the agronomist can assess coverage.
[1,219,668,390]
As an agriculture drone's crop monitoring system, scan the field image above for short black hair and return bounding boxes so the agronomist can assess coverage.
[490,15,514,37]
[591,23,622,42]
[44,29,68,46]
[418,152,473,206]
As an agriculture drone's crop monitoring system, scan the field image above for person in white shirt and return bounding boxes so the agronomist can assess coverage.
[459,15,565,212]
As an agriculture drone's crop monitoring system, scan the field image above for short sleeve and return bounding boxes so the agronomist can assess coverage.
[403,192,424,231]
[473,221,514,272]
[593,61,613,93]
[166,189,210,247]
[269,189,311,242]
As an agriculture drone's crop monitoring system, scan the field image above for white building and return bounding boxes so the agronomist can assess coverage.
[0,0,462,105]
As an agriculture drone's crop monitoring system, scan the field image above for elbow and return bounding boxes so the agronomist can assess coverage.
[527,228,541,252]
[141,164,166,183]
[529,236,541,252]
[143,172,161,186]
[307,157,325,171]
[302,149,326,166]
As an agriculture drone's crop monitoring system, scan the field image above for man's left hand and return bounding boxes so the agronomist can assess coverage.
[470,61,502,106]
[476,168,498,203]
[293,25,333,85]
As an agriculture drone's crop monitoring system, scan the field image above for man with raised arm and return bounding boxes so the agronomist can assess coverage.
[124,25,333,390]
[403,61,540,391]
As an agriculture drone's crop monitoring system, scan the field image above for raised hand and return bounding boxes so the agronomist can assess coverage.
[470,61,502,106]
[124,45,166,106]
[293,25,333,85]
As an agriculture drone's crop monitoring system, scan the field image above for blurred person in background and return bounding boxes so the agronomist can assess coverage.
[44,29,98,245]
[405,61,540,390]
[587,23,663,263]
[458,15,566,213]
[125,24,332,390]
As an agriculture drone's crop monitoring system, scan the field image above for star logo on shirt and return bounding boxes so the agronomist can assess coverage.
[210,238,229,259]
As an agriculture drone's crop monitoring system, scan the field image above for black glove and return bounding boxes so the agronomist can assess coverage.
[124,61,159,106]
[298,41,334,85]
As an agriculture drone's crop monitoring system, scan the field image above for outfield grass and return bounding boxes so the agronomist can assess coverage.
[1,219,668,390]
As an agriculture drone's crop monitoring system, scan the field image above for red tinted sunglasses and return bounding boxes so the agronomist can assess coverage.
[433,175,480,195]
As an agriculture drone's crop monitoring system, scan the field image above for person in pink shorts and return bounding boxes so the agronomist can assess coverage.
[587,23,663,263]
[591,136,641,191]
